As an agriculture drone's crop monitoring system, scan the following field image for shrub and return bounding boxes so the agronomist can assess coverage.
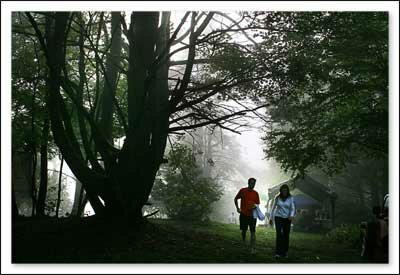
[326,223,361,247]
[293,211,317,232]
[151,144,222,222]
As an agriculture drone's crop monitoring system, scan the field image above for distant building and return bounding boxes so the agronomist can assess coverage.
[266,175,337,230]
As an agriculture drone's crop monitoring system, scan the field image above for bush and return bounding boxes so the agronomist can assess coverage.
[293,211,318,232]
[151,144,222,222]
[326,224,361,247]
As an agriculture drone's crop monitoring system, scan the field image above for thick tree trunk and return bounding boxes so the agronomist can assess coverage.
[110,12,170,218]
[36,117,50,216]
[37,12,170,220]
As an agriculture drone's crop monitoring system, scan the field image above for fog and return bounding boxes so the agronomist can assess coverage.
[39,11,288,218]
[41,114,288,220]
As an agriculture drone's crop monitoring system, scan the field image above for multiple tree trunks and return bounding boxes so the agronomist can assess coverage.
[36,12,171,219]
[114,12,170,217]
[16,11,389,223]
[43,12,107,216]
[24,11,265,219]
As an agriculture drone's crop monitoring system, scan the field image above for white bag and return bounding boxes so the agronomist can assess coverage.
[253,205,265,221]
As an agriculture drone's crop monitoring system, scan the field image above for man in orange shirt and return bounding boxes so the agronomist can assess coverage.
[234,178,260,254]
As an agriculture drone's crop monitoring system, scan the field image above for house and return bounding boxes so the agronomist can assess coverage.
[266,175,337,230]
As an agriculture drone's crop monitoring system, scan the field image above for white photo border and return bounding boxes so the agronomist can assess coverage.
[2,1,399,274]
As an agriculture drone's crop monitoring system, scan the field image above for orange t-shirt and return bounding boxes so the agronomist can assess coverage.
[235,187,260,217]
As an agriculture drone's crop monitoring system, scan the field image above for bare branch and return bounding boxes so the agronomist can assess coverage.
[171,12,205,46]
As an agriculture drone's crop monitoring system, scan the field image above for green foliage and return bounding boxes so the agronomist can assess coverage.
[309,156,388,225]
[12,13,47,152]
[44,170,73,217]
[326,224,361,248]
[151,144,222,222]
[251,12,388,176]
[293,211,317,232]
[12,13,59,158]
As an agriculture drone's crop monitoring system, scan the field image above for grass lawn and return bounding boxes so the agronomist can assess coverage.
[12,217,362,263]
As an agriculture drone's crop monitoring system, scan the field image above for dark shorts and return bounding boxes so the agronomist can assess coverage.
[240,214,257,232]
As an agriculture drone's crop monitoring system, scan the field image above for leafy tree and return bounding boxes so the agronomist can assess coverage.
[167,127,268,222]
[151,144,222,221]
[309,156,388,224]
[15,11,387,220]
[243,12,388,175]
[12,13,62,216]
[19,11,270,218]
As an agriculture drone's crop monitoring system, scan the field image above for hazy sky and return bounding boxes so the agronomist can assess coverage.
[235,126,267,172]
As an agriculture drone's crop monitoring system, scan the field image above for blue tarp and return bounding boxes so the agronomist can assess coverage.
[293,194,321,207]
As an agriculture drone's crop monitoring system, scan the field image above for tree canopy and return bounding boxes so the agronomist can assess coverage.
[13,11,273,217]
[245,12,388,175]
[11,11,389,218]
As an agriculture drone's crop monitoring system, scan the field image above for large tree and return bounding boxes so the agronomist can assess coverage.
[245,12,388,175]
[22,11,269,218]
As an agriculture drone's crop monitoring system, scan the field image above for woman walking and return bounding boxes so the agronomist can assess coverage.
[269,184,296,259]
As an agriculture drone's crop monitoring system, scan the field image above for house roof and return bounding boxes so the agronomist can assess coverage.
[267,175,337,203]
